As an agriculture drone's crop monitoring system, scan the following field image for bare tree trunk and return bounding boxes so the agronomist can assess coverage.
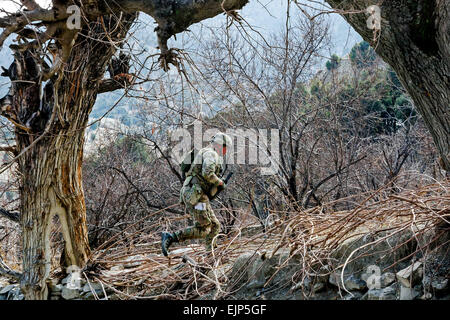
[9,14,136,300]
[19,129,90,299]
[325,0,450,171]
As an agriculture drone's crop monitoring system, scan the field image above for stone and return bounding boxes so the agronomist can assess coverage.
[313,282,325,293]
[329,272,366,291]
[82,282,103,293]
[383,283,398,296]
[380,272,396,287]
[110,265,124,272]
[228,249,299,298]
[367,283,398,300]
[7,287,24,300]
[330,229,416,278]
[344,291,363,300]
[47,278,69,293]
[344,275,366,291]
[49,284,63,293]
[51,291,62,297]
[420,292,433,300]
[314,265,330,284]
[0,284,17,295]
[399,285,420,300]
[291,276,325,293]
[396,261,423,288]
[431,278,448,292]
[82,291,100,300]
[61,286,80,300]
[328,271,341,287]
[246,279,265,289]
[123,255,146,268]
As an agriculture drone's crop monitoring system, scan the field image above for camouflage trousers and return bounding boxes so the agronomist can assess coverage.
[175,187,221,251]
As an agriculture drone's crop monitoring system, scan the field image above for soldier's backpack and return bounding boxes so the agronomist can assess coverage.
[180,148,200,179]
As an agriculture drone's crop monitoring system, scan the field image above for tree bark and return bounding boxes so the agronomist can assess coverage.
[325,0,450,171]
[11,14,136,300]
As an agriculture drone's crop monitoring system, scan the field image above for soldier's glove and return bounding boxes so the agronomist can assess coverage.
[217,180,226,190]
[217,183,226,193]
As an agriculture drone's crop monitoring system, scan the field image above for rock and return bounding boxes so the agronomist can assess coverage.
[367,283,398,300]
[228,249,300,298]
[399,285,420,300]
[344,291,363,300]
[229,252,264,290]
[367,289,383,300]
[123,255,146,268]
[82,291,99,300]
[313,282,325,293]
[61,286,80,300]
[7,287,24,300]
[0,284,17,295]
[329,272,366,291]
[246,279,265,289]
[110,265,124,272]
[344,275,366,291]
[314,265,330,284]
[383,283,398,296]
[329,271,341,287]
[49,284,63,293]
[47,278,70,293]
[0,294,6,300]
[396,261,423,288]
[431,278,448,292]
[380,272,396,288]
[420,292,433,300]
[291,276,325,294]
[331,230,416,279]
[82,282,103,293]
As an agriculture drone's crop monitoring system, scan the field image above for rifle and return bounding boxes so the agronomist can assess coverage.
[209,171,233,200]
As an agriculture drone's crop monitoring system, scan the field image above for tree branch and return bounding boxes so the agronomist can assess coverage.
[20,0,41,11]
[98,78,128,94]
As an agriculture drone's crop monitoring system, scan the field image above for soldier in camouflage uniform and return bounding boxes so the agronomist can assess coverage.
[161,132,232,256]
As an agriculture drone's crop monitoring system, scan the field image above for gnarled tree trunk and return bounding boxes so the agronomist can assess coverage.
[325,0,450,171]
[11,14,136,300]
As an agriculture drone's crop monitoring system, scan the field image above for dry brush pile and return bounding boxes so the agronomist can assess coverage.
[80,175,449,299]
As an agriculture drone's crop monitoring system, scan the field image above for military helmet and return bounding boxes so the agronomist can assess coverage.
[211,132,232,148]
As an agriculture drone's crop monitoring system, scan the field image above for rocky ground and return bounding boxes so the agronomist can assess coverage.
[1,226,448,301]
[1,182,449,300]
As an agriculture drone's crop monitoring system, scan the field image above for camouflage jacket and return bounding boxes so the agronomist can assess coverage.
[185,146,223,192]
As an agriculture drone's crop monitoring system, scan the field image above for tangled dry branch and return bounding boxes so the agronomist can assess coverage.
[78,176,448,300]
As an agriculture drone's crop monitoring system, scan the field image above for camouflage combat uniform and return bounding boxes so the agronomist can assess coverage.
[174,147,224,251]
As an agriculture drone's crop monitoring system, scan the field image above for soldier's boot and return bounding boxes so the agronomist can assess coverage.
[161,232,178,257]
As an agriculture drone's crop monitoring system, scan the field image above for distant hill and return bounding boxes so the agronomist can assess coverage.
[0,1,361,133]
